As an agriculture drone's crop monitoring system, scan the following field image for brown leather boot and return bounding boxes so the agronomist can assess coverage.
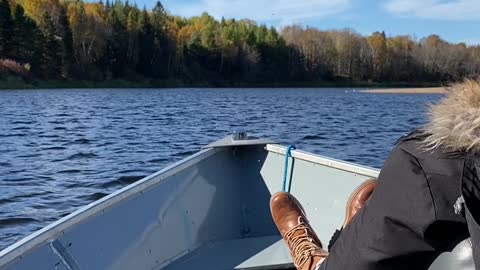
[342,179,376,228]
[270,192,328,270]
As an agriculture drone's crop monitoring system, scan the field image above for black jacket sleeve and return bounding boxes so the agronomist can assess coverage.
[320,145,441,270]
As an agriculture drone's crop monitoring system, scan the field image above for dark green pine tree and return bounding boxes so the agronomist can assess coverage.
[105,0,111,12]
[0,0,14,58]
[58,5,74,78]
[151,1,166,37]
[104,8,128,77]
[150,1,168,77]
[137,7,154,76]
[11,5,39,64]
[39,12,63,78]
[152,1,166,20]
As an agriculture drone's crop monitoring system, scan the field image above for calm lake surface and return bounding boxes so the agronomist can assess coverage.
[0,88,441,250]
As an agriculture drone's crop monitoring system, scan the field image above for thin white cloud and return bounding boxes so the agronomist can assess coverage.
[168,0,352,24]
[384,0,480,21]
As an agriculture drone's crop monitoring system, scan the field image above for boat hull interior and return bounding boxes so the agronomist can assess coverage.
[0,137,474,269]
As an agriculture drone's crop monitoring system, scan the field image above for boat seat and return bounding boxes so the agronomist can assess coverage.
[163,235,294,270]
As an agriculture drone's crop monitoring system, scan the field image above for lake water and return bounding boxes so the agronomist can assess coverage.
[0,88,441,250]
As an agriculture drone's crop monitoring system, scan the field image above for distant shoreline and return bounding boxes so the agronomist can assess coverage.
[0,77,442,90]
[360,87,447,94]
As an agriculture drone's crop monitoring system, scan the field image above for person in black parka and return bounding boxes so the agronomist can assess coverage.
[270,79,480,270]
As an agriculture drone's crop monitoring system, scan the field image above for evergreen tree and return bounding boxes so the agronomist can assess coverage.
[0,0,14,58]
[58,5,74,77]
[137,7,153,76]
[11,4,40,66]
[104,8,128,77]
[126,9,140,68]
[105,0,111,12]
[39,12,62,78]
[11,4,44,75]
[150,1,168,77]
[152,1,166,26]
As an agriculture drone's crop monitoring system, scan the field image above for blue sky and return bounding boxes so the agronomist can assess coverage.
[139,0,480,45]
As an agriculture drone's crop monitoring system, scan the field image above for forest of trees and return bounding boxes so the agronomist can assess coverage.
[1,0,480,86]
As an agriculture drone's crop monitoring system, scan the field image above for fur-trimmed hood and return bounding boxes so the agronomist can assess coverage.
[422,80,480,152]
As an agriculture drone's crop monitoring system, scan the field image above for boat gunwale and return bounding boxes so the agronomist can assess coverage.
[266,144,380,178]
[0,147,218,267]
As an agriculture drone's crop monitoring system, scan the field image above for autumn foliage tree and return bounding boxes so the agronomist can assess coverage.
[1,0,480,84]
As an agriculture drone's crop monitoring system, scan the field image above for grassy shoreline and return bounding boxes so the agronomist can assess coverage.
[0,76,442,90]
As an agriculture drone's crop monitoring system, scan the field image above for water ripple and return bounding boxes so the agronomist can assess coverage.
[0,218,39,226]
[66,153,98,160]
[101,176,145,189]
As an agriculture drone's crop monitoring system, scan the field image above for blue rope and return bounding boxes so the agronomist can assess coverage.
[282,145,296,192]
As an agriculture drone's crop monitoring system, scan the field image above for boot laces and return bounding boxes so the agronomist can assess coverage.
[284,216,325,268]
